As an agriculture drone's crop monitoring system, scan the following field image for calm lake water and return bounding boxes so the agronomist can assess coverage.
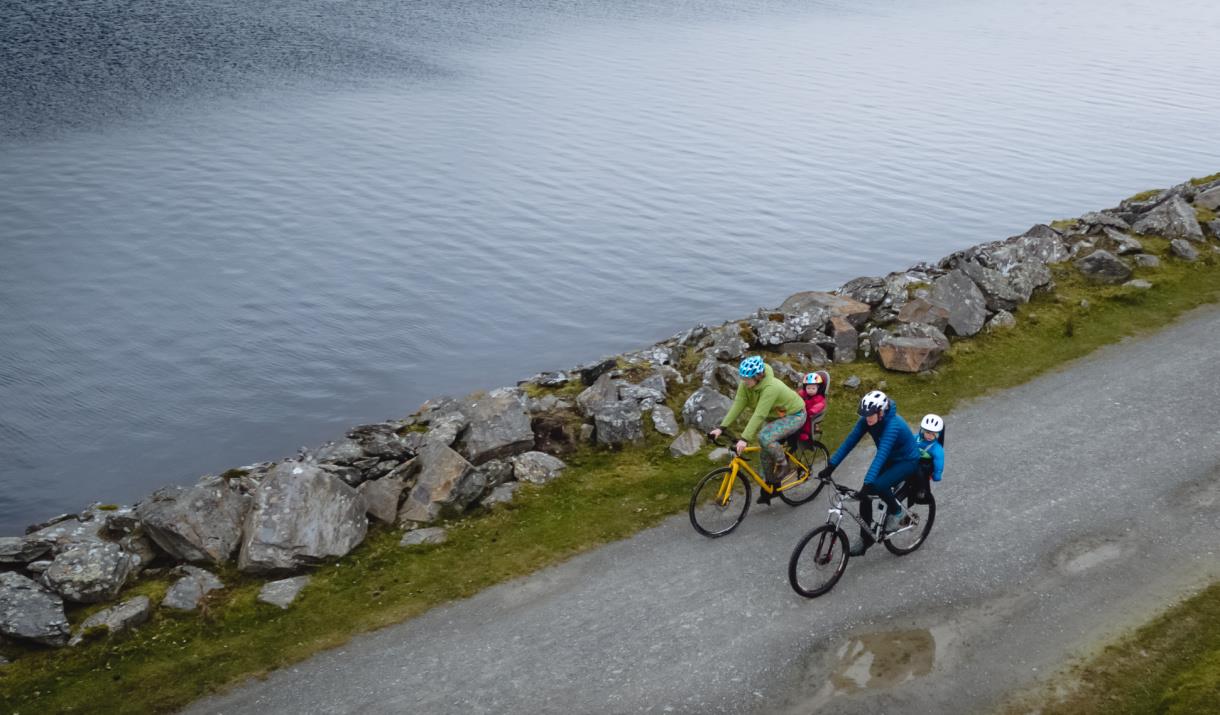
[1,0,1218,532]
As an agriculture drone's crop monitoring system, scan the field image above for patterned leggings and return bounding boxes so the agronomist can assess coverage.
[758,411,806,482]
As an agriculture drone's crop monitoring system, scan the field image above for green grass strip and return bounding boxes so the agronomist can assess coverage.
[2,239,1219,714]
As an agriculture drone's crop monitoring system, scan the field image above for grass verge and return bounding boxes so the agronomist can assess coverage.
[1004,582,1220,715]
[2,239,1219,714]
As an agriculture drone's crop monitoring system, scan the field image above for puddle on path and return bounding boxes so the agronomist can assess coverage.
[1054,540,1124,575]
[827,629,936,694]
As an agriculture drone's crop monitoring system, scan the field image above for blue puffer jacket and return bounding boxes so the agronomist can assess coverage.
[829,399,922,484]
[916,436,945,482]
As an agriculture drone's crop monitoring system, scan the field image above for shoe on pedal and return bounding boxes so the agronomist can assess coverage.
[849,540,868,556]
[884,509,906,532]
[756,488,774,505]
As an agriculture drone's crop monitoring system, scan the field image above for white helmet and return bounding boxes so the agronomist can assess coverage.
[857,390,889,417]
[920,414,944,433]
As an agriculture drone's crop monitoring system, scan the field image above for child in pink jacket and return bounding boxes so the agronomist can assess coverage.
[796,371,829,442]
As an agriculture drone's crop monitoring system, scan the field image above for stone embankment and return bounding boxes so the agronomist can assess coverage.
[2,176,1218,651]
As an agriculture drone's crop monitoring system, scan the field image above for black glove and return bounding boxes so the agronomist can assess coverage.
[818,464,836,480]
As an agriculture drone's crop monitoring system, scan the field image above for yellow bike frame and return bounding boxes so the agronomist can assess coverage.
[715,445,815,504]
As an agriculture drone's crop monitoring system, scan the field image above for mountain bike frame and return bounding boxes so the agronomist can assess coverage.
[709,430,817,503]
[821,473,919,542]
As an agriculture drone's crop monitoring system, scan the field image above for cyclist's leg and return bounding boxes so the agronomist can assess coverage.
[857,484,879,549]
[758,412,805,483]
[871,462,919,519]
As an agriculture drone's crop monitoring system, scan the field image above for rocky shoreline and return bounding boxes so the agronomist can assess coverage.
[3,175,1218,652]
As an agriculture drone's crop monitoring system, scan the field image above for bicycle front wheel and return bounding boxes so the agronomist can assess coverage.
[884,491,936,556]
[788,525,850,598]
[689,467,751,537]
[778,441,830,506]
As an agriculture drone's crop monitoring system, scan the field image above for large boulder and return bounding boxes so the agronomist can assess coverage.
[163,566,224,610]
[877,336,944,373]
[136,479,250,564]
[237,462,369,574]
[701,326,750,361]
[357,476,407,524]
[681,387,733,432]
[0,536,50,564]
[460,388,535,465]
[891,322,950,352]
[1079,211,1130,232]
[69,596,152,646]
[1132,195,1204,241]
[1098,227,1143,255]
[424,412,468,449]
[511,451,567,484]
[577,372,624,417]
[257,576,311,610]
[1074,249,1132,284]
[897,297,950,331]
[838,276,888,306]
[828,316,859,363]
[650,405,681,436]
[777,342,830,365]
[1170,239,1199,262]
[668,429,705,458]
[957,261,1023,312]
[1194,186,1220,211]
[930,270,988,337]
[0,572,70,646]
[397,443,484,525]
[594,401,645,446]
[778,291,871,328]
[41,542,135,603]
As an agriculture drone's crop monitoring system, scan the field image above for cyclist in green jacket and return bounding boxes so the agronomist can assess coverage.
[709,356,807,504]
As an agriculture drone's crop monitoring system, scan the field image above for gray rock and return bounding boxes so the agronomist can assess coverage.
[22,517,107,556]
[702,326,749,361]
[650,405,681,437]
[897,297,951,331]
[27,559,53,574]
[69,596,152,646]
[424,412,468,449]
[1132,253,1161,268]
[312,439,365,465]
[399,527,447,548]
[577,358,618,386]
[476,458,515,491]
[1007,259,1053,302]
[238,462,369,574]
[985,310,1017,332]
[877,336,943,373]
[958,260,1022,312]
[1132,195,1204,241]
[350,425,418,460]
[828,316,858,363]
[747,314,813,348]
[1170,239,1199,261]
[460,388,535,465]
[397,443,483,525]
[838,276,888,306]
[579,424,595,443]
[1208,220,1220,237]
[1074,249,1132,284]
[619,383,666,407]
[257,576,311,609]
[594,401,645,446]
[137,481,250,564]
[1079,211,1130,231]
[1124,279,1153,290]
[681,387,734,433]
[0,536,50,564]
[1100,227,1143,255]
[511,451,567,485]
[930,269,988,337]
[0,572,70,646]
[842,375,862,390]
[668,429,705,458]
[891,322,950,352]
[769,360,804,387]
[576,372,623,417]
[1195,186,1220,211]
[357,476,407,525]
[536,371,571,388]
[777,342,830,365]
[481,483,521,507]
[41,542,134,603]
[708,448,732,463]
[163,566,223,611]
[778,291,871,328]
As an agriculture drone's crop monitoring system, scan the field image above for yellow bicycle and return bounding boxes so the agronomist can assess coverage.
[688,430,830,537]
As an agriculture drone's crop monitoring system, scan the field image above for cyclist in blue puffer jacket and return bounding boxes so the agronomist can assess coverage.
[817,390,922,556]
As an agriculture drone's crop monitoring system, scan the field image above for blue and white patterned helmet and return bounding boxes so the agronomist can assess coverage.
[738,356,766,378]
[858,390,889,417]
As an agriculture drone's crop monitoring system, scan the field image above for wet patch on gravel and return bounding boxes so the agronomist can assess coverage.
[1053,538,1127,575]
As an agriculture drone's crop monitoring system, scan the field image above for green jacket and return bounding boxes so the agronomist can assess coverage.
[719,364,806,442]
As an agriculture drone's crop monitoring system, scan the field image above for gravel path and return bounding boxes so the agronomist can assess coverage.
[186,305,1220,715]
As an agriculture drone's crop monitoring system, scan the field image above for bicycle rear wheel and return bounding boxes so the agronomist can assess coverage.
[689,467,750,537]
[883,491,936,555]
[788,525,850,598]
[778,441,830,506]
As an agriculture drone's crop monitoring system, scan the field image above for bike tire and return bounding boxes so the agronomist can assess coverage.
[788,525,850,598]
[689,467,751,538]
[883,491,936,556]
[778,441,830,506]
